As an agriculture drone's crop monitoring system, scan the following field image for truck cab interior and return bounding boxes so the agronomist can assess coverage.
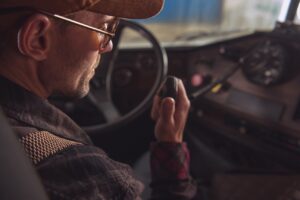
[2,0,300,199]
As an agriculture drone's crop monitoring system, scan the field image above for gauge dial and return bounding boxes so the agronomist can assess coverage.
[241,41,289,86]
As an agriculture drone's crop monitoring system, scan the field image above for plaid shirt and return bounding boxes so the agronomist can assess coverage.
[0,76,197,200]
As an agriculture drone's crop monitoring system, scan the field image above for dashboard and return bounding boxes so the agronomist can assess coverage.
[110,21,300,170]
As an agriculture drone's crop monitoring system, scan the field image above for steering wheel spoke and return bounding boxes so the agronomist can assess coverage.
[87,92,121,123]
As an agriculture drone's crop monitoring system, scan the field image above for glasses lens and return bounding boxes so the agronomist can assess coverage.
[99,18,119,49]
[108,18,120,34]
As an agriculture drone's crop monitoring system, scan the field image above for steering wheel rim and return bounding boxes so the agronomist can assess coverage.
[83,19,168,134]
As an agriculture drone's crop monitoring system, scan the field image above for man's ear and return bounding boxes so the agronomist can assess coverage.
[17,14,52,61]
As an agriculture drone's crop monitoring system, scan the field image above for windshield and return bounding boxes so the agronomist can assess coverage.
[120,0,286,48]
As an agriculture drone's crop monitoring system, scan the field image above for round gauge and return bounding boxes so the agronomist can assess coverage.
[241,41,289,86]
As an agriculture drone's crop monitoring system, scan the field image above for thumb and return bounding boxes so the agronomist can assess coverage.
[160,98,175,123]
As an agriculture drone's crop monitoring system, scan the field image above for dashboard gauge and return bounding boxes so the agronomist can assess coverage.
[241,41,289,86]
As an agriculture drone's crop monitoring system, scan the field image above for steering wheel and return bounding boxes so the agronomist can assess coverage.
[83,19,168,134]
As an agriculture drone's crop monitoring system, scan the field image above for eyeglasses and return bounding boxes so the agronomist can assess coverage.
[0,7,120,49]
[39,10,119,49]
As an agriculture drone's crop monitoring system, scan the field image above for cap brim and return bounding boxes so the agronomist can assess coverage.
[89,0,164,19]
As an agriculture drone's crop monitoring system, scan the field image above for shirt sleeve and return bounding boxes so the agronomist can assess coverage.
[149,142,197,200]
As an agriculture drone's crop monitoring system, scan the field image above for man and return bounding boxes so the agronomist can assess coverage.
[0,0,197,199]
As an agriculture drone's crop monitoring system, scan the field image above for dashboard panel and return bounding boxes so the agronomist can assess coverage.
[111,22,300,169]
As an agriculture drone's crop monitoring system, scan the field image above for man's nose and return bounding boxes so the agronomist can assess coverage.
[99,40,113,54]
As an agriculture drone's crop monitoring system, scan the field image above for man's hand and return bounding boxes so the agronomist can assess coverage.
[151,78,190,143]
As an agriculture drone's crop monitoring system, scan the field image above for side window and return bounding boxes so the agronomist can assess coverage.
[221,0,284,31]
[294,2,300,24]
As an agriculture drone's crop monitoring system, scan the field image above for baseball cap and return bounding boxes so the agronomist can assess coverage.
[0,0,164,19]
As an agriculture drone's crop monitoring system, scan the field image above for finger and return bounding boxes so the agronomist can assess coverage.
[176,79,190,111]
[151,95,161,120]
[174,79,190,129]
[160,97,175,123]
[177,79,189,101]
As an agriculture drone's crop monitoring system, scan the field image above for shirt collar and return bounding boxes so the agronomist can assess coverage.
[0,76,92,144]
